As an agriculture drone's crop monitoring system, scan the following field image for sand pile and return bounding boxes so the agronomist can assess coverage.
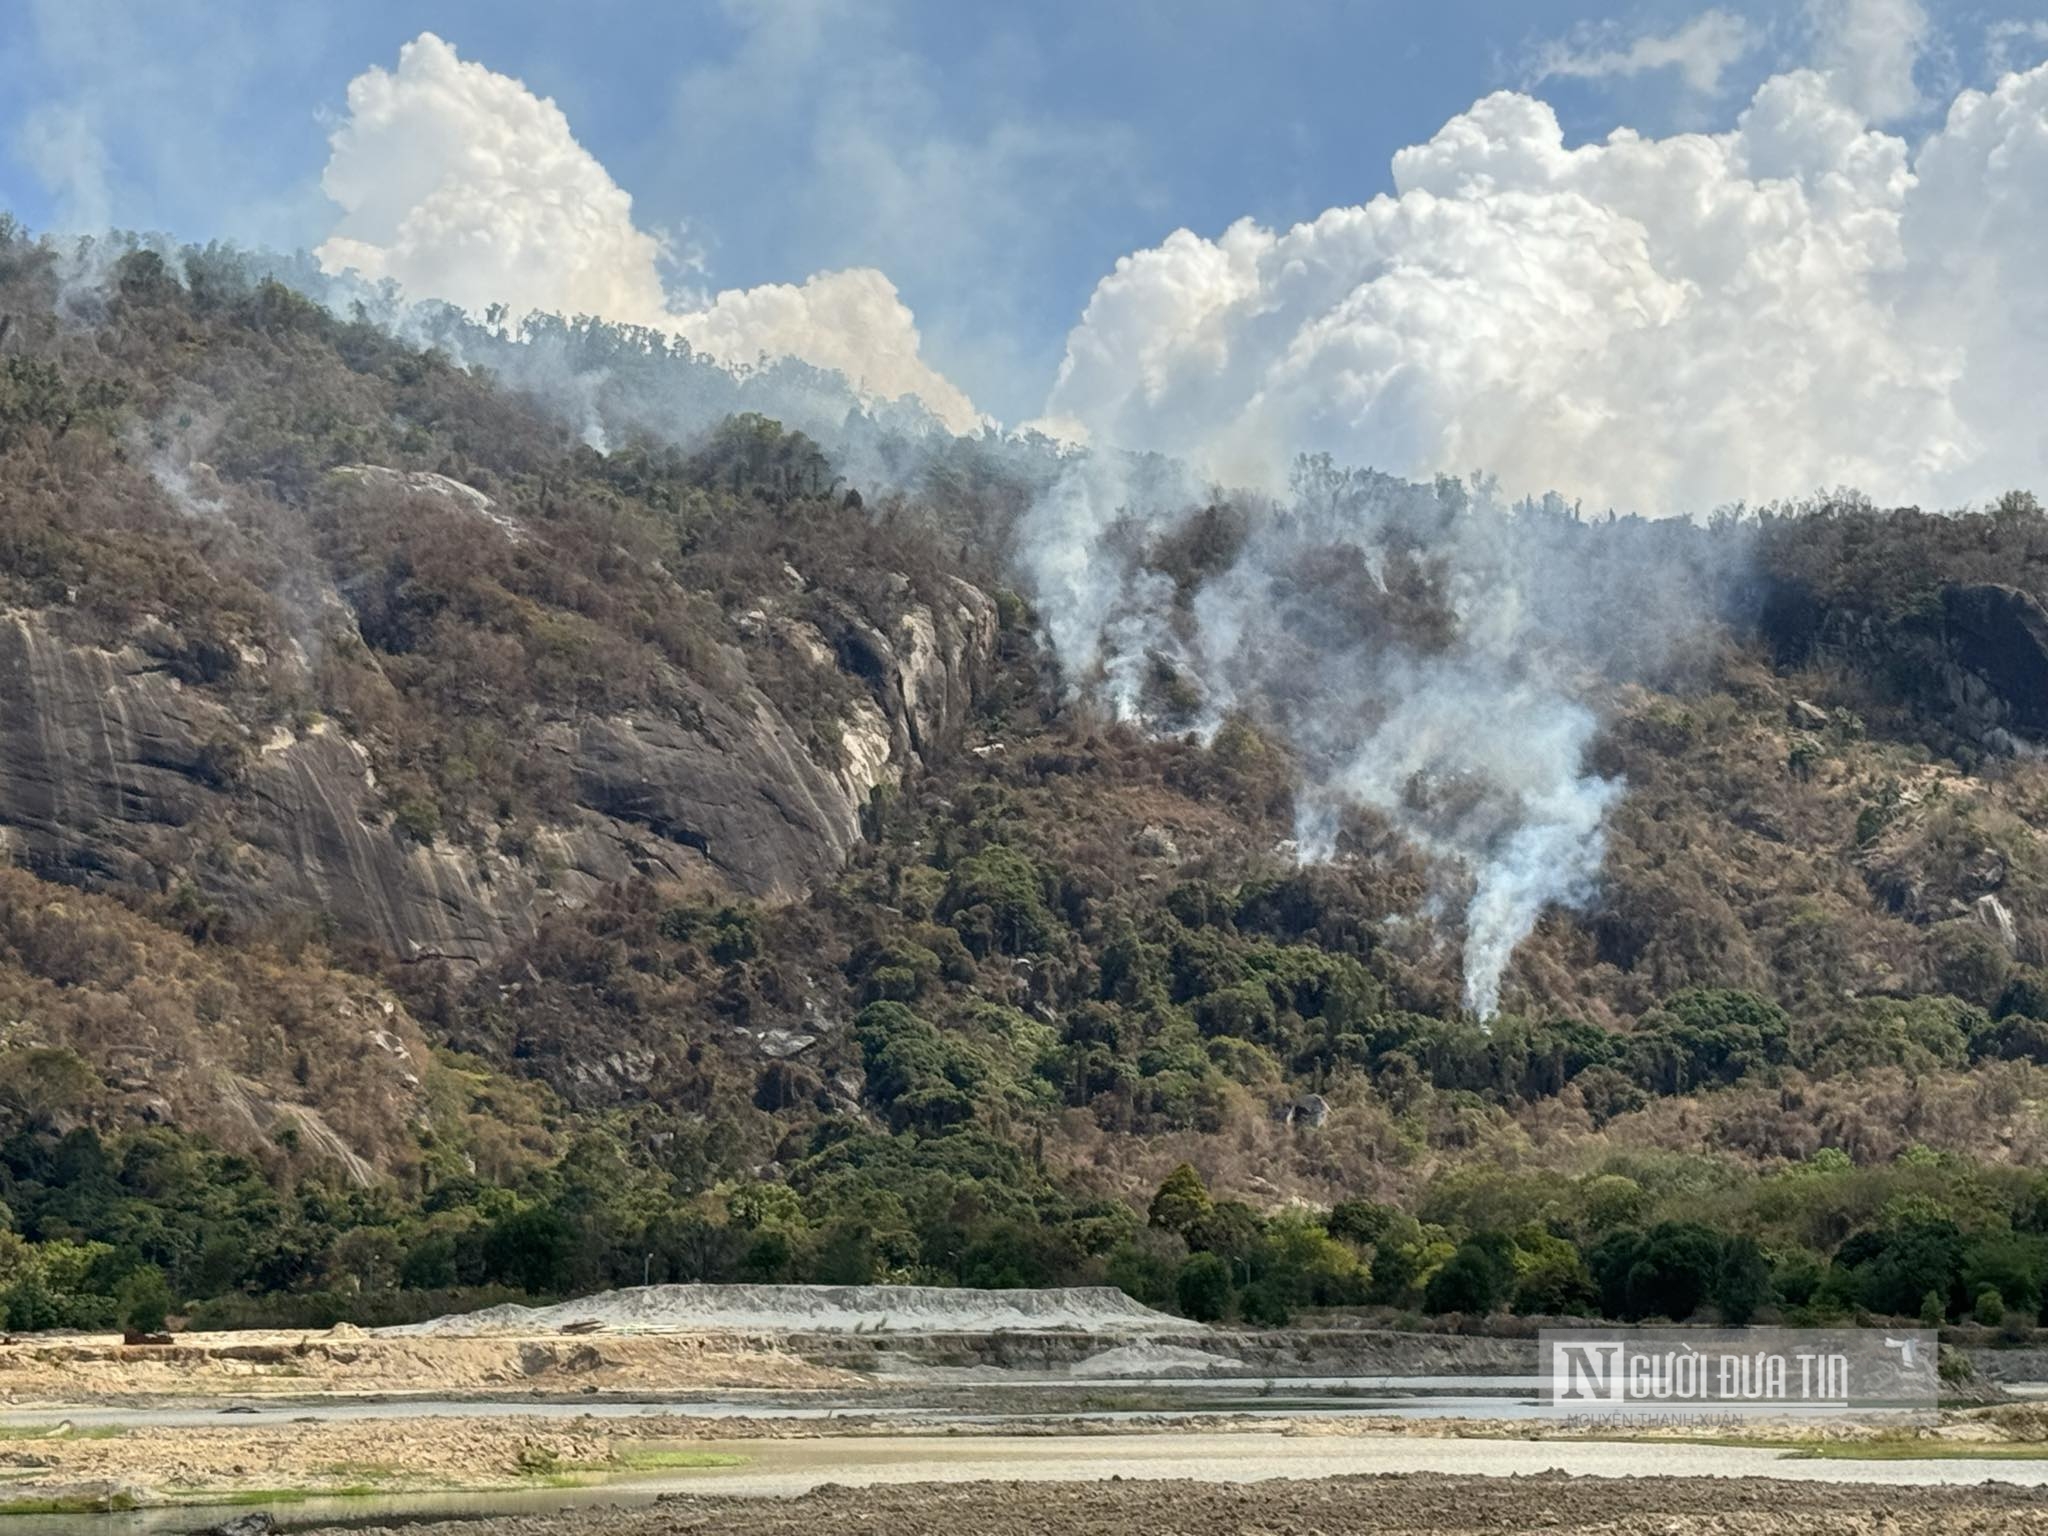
[1069,1342,1236,1378]
[385,1284,1185,1338]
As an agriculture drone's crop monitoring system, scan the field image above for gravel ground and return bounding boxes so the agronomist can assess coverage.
[282,1471,2048,1535]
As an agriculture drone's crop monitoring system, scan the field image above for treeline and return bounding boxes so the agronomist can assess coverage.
[834,819,2048,1136]
[1125,1154,2048,1329]
[9,1110,2048,1334]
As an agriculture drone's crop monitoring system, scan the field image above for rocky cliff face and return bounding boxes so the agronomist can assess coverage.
[0,574,996,963]
[1940,584,2048,743]
[1762,578,2048,753]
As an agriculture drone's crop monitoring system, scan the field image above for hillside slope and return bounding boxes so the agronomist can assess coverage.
[0,236,997,965]
[7,227,2048,1335]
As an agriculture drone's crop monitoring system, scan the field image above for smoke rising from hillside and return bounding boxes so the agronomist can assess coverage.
[1016,456,1745,1018]
[47,5,2032,1020]
[1014,18,2043,1015]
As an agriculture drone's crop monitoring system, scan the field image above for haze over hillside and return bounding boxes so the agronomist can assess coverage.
[281,22,2048,513]
[3,0,2048,1340]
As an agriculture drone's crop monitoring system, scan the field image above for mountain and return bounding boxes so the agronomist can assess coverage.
[5,224,2048,1334]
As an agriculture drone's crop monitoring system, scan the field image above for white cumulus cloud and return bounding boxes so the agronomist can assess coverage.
[1808,0,1932,122]
[315,33,978,432]
[669,269,977,429]
[1987,18,2048,75]
[1529,9,1761,95]
[1043,56,2048,513]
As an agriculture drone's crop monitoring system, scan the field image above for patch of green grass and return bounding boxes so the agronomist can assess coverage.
[548,1445,749,1481]
[611,1448,747,1472]
[0,1424,125,1441]
[1783,1440,2048,1462]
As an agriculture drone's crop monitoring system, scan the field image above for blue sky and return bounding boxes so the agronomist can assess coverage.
[3,0,2046,503]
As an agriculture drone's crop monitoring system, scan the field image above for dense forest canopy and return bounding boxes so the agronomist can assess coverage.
[5,221,2048,1335]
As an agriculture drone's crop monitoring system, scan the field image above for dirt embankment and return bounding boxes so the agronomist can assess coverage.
[0,1329,852,1401]
[798,1325,1532,1377]
[285,1473,2048,1536]
[0,1317,1530,1403]
[0,1415,638,1495]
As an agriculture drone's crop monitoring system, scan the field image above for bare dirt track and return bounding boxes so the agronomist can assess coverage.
[281,1472,2048,1535]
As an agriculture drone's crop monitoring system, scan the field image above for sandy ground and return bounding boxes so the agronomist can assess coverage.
[3,1291,2041,1519]
[280,1472,2048,1535]
[9,1406,2048,1507]
[0,1328,854,1400]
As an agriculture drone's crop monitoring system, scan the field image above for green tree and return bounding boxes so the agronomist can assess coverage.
[1626,990,1789,1094]
[482,1205,575,1294]
[1589,1224,1723,1321]
[1149,1163,1213,1237]
[1175,1251,1233,1322]
[0,1269,60,1332]
[1104,1229,1186,1308]
[1836,1218,1964,1319]
[1326,1199,1397,1248]
[941,846,1060,957]
[1711,1236,1771,1325]
[1424,1235,1516,1315]
[1511,1229,1595,1315]
[1238,1278,1292,1326]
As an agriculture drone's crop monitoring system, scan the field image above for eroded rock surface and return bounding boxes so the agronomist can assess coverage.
[0,575,995,961]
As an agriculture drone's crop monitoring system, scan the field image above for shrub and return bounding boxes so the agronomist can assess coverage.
[1175,1251,1232,1322]
[1238,1278,1293,1327]
[117,1266,173,1334]
[392,795,443,845]
[941,846,1060,957]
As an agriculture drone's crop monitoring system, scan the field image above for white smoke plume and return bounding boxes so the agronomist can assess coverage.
[1016,453,1697,1019]
[93,14,2034,1021]
[1016,38,2048,1020]
[315,33,980,434]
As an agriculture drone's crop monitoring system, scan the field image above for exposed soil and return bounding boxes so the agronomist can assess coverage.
[0,1413,660,1494]
[0,1329,853,1401]
[285,1472,2048,1535]
[9,1407,2048,1508]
